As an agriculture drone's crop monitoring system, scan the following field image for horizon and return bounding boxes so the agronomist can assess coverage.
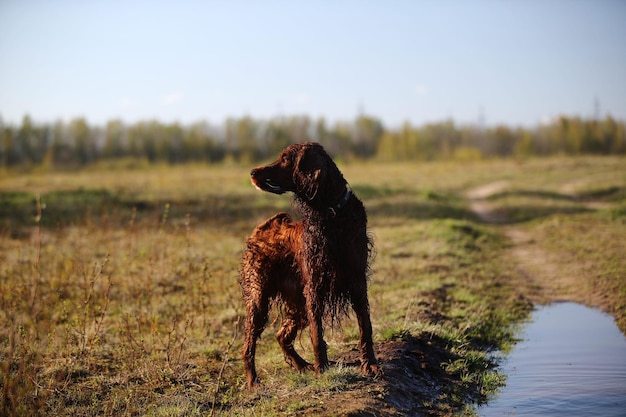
[1,1,625,128]
[1,110,622,131]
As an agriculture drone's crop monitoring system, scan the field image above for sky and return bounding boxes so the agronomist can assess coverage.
[1,0,625,128]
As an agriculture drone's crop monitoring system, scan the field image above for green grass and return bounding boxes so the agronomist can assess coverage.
[1,156,625,416]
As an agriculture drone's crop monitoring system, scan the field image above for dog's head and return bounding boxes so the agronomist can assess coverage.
[250,142,337,202]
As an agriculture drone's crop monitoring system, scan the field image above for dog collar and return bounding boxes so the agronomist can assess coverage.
[327,187,352,218]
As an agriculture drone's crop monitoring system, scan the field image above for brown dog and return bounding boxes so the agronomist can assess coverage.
[239,142,379,389]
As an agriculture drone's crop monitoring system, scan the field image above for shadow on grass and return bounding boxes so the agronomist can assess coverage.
[367,200,472,222]
[487,189,574,202]
[486,186,626,203]
[468,187,624,224]
[494,204,592,224]
[574,185,626,202]
[4,182,616,237]
[0,186,475,237]
[0,189,286,236]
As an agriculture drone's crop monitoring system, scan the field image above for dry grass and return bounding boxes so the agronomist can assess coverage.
[1,156,624,416]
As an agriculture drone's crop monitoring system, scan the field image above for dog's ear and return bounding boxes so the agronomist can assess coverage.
[294,144,327,201]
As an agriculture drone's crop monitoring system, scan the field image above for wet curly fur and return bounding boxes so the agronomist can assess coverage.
[239,142,379,389]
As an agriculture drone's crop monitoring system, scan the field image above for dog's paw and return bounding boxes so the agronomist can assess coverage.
[361,361,383,378]
[314,361,330,376]
[290,359,314,372]
[246,376,263,390]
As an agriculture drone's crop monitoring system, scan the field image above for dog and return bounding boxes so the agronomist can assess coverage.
[239,142,379,389]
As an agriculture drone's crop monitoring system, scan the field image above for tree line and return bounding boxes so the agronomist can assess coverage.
[1,113,624,169]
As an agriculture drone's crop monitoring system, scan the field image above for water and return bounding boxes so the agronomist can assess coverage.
[480,302,626,417]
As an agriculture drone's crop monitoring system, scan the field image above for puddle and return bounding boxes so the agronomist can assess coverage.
[480,302,626,417]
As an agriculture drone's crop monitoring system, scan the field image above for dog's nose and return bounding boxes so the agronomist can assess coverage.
[250,169,256,177]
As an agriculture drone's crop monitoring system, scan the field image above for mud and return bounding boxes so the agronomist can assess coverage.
[312,333,497,417]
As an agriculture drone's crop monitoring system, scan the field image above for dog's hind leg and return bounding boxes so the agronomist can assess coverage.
[276,308,312,372]
[242,292,270,389]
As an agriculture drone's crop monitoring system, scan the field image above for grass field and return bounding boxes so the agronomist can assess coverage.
[1,156,625,416]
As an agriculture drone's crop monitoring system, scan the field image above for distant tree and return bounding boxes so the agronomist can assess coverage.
[0,116,4,168]
[514,130,534,158]
[183,121,208,162]
[604,116,626,154]
[15,115,34,164]
[126,123,141,159]
[127,121,159,162]
[375,130,400,161]
[13,115,52,165]
[69,117,96,164]
[419,120,457,160]
[2,113,626,169]
[460,125,487,156]
[152,121,168,162]
[263,118,291,159]
[224,118,238,161]
[353,115,384,158]
[376,121,419,161]
[236,117,258,163]
[400,121,420,159]
[287,115,312,145]
[165,123,184,163]
[566,117,584,154]
[329,121,353,158]
[47,120,73,166]
[314,117,332,152]
[1,123,14,167]
[487,125,517,157]
[103,119,126,159]
[549,117,569,154]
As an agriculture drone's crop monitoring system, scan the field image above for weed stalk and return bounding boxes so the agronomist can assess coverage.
[210,318,239,417]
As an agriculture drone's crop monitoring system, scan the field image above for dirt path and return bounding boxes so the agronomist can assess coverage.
[466,182,596,307]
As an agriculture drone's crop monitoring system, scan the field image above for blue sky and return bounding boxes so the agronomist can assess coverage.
[1,0,625,128]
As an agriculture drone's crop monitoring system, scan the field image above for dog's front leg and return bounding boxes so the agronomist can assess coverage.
[351,289,380,377]
[304,281,328,375]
